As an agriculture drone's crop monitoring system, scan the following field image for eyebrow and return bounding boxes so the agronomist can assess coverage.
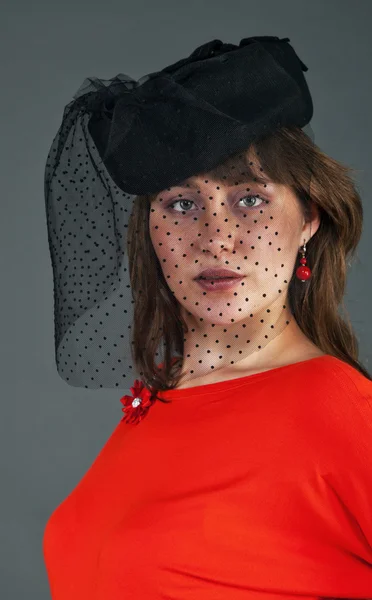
[175,177,271,189]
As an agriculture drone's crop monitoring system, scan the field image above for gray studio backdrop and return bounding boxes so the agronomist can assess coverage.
[2,0,371,598]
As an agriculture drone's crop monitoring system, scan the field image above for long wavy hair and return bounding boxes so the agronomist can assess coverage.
[126,126,371,394]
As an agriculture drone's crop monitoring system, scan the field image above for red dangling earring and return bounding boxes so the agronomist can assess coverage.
[296,239,312,282]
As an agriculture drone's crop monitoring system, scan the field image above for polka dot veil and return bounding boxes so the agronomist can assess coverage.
[44,36,316,395]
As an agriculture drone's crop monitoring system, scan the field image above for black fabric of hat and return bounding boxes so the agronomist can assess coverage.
[86,36,313,195]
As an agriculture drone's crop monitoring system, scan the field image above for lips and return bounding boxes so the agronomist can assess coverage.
[195,268,244,280]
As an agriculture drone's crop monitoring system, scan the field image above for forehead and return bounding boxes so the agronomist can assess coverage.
[171,174,271,190]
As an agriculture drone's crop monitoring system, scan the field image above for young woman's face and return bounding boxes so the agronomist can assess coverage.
[149,174,314,326]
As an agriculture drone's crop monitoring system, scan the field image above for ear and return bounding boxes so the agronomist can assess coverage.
[301,201,321,245]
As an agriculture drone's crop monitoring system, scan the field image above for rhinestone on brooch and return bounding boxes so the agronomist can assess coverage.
[132,397,142,408]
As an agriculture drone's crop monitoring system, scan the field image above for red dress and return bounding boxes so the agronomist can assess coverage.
[43,355,372,599]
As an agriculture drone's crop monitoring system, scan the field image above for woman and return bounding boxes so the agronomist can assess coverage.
[43,36,372,598]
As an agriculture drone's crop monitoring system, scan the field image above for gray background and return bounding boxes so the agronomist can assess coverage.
[1,0,371,597]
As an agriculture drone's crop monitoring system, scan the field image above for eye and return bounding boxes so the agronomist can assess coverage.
[166,194,268,212]
[167,199,196,212]
[239,194,268,208]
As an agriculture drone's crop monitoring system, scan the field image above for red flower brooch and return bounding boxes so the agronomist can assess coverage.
[120,379,156,425]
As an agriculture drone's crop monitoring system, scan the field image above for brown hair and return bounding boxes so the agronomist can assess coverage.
[126,126,371,394]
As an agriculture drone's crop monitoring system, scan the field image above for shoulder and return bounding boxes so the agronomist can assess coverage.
[303,354,372,404]
[281,354,372,421]
[296,355,372,454]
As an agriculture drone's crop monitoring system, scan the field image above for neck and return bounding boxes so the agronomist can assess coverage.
[178,298,295,385]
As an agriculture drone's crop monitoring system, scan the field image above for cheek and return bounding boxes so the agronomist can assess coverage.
[249,240,298,285]
[149,214,190,263]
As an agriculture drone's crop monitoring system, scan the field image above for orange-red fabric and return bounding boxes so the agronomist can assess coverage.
[43,355,372,599]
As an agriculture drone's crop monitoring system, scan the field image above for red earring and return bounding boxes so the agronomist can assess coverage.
[296,239,312,282]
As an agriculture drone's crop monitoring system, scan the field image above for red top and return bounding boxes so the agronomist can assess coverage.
[43,355,372,599]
